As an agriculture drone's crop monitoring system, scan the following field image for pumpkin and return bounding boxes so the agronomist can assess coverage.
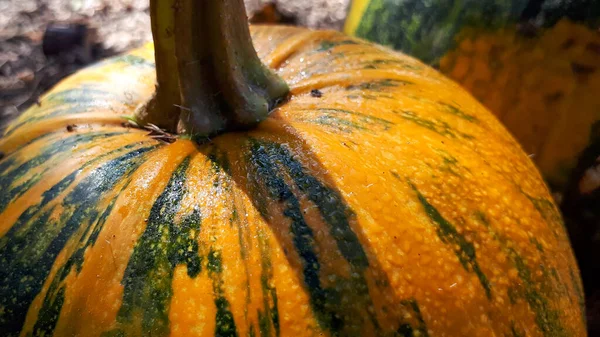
[345,0,600,190]
[0,0,585,336]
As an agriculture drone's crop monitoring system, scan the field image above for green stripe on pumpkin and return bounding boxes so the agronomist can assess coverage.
[248,140,336,332]
[257,227,280,337]
[403,176,492,299]
[0,131,126,214]
[277,142,369,269]
[299,108,394,134]
[568,267,586,326]
[317,40,360,52]
[358,59,422,71]
[510,248,568,337]
[511,321,525,337]
[4,87,130,137]
[397,299,429,337]
[345,79,412,91]
[305,115,370,133]
[247,140,386,335]
[438,153,464,177]
[44,87,119,105]
[208,249,238,337]
[15,87,118,119]
[208,147,262,335]
[208,146,280,337]
[32,284,66,336]
[250,141,433,335]
[438,102,479,123]
[0,145,156,337]
[109,156,199,336]
[474,211,569,337]
[31,169,141,337]
[523,192,566,238]
[395,110,474,139]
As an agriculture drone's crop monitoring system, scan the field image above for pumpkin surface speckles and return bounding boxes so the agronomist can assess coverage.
[0,26,585,336]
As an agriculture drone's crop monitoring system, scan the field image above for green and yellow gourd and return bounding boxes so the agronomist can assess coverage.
[0,0,586,336]
[345,0,600,190]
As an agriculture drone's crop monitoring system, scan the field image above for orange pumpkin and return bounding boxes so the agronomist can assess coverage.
[0,0,585,336]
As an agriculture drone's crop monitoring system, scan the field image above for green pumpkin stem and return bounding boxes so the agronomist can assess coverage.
[135,0,181,132]
[138,0,289,137]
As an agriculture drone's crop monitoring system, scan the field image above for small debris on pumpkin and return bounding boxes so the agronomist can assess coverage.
[310,89,323,98]
[144,123,177,144]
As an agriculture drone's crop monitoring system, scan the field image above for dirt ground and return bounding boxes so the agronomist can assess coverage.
[0,0,349,128]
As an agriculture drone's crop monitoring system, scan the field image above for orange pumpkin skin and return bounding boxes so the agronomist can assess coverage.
[0,26,585,337]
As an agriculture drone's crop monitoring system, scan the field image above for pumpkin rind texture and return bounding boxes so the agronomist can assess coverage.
[345,0,600,190]
[0,26,585,336]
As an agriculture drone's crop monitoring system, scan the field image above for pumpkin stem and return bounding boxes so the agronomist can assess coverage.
[135,0,181,132]
[139,0,289,137]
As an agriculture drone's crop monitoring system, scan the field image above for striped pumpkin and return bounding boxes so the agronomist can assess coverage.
[345,0,600,190]
[0,26,585,336]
